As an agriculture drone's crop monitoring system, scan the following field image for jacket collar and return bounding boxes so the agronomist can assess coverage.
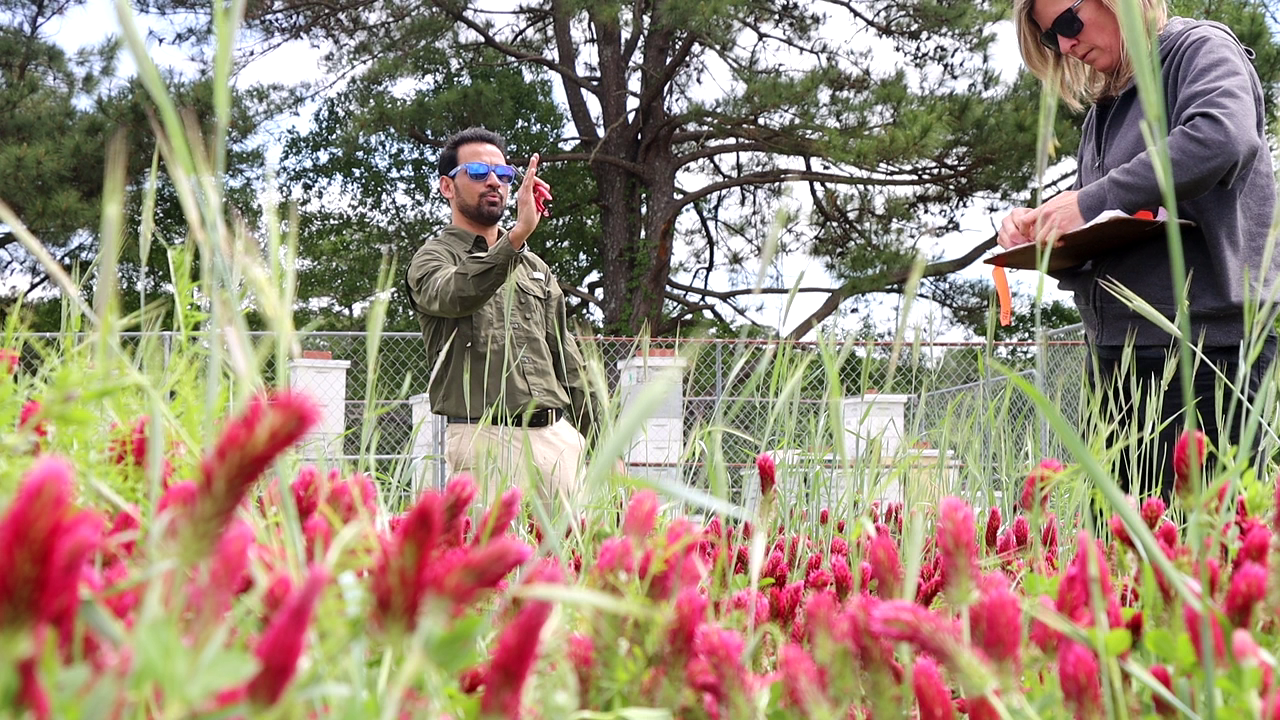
[438,224,507,254]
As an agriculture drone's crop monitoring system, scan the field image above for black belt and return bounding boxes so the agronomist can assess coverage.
[446,407,562,428]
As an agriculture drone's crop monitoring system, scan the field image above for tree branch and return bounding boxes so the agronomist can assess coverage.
[663,289,715,313]
[620,0,646,66]
[690,200,716,288]
[819,0,897,36]
[666,276,843,300]
[549,0,600,141]
[559,280,601,308]
[540,152,646,174]
[877,282,987,319]
[392,137,644,177]
[630,31,698,139]
[784,233,998,341]
[674,141,775,166]
[710,295,772,331]
[14,261,56,300]
[427,0,599,96]
[655,290,761,335]
[404,127,438,147]
[668,167,966,222]
[668,126,829,157]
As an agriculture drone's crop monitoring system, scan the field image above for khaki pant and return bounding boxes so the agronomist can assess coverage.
[445,417,586,509]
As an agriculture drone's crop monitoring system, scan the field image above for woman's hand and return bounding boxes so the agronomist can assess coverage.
[1026,190,1085,246]
[996,191,1085,249]
[997,207,1036,249]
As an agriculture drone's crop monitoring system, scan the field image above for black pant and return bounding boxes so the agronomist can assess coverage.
[1088,335,1276,501]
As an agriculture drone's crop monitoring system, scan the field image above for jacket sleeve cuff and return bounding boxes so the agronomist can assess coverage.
[489,238,519,259]
[1076,180,1111,222]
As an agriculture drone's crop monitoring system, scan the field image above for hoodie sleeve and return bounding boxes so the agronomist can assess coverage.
[1076,26,1265,220]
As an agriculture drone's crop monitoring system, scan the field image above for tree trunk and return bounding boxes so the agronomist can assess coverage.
[588,5,646,333]
[629,11,677,334]
[596,164,641,331]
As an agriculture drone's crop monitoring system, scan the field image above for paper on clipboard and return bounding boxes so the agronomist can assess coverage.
[984,209,1196,272]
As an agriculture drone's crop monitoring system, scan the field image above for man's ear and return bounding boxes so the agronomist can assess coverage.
[439,176,454,202]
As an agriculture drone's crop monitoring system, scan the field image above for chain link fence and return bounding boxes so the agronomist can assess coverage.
[12,327,1090,494]
[910,323,1088,480]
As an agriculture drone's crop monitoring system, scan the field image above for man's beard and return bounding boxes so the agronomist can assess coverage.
[459,193,505,227]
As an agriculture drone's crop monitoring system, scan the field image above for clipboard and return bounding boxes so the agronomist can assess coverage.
[984,214,1196,272]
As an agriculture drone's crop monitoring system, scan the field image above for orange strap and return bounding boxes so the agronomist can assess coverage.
[993,266,1013,326]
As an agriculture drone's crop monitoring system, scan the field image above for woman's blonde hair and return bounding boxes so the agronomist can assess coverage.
[1013,0,1169,111]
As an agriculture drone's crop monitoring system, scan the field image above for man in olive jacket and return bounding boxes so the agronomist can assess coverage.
[406,127,595,505]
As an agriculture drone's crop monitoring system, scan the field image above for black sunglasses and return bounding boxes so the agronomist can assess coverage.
[1038,0,1086,53]
[446,161,518,184]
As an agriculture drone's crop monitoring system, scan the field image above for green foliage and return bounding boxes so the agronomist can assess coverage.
[136,0,1100,336]
[0,17,118,302]
[0,0,301,331]
[14,0,1280,339]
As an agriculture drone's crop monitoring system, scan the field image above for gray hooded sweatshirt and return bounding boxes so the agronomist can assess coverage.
[1054,17,1278,348]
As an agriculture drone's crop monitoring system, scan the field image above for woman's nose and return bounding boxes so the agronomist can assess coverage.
[1058,34,1079,54]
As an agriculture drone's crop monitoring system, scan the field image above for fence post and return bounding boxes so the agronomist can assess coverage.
[408,393,446,494]
[436,415,448,490]
[714,342,723,401]
[1037,326,1050,460]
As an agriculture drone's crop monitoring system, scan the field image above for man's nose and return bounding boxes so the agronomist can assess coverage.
[484,171,501,189]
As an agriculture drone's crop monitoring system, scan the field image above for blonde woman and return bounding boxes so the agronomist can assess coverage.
[998,0,1278,499]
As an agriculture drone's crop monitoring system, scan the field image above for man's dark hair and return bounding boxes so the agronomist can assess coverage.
[438,127,507,176]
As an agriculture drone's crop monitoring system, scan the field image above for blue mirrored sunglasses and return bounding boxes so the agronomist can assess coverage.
[446,162,518,184]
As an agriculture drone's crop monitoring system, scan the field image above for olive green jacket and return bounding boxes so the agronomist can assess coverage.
[406,225,595,435]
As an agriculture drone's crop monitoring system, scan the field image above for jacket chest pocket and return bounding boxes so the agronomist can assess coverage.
[510,272,549,340]
[469,273,549,353]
